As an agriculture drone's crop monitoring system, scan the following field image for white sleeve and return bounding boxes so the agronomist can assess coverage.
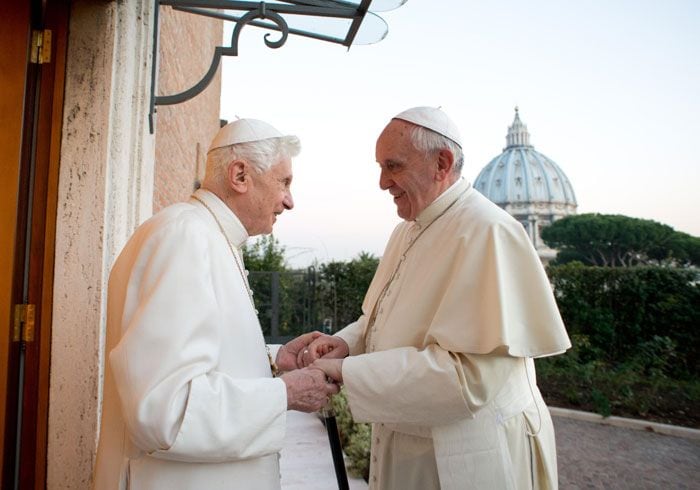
[342,344,519,426]
[335,316,368,356]
[109,219,287,463]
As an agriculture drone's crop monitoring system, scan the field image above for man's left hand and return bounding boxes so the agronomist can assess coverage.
[276,331,323,372]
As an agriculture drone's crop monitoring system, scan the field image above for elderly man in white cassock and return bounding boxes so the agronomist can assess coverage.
[304,107,571,489]
[92,118,339,490]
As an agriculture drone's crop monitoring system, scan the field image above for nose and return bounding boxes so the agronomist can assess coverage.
[283,190,294,210]
[379,167,393,191]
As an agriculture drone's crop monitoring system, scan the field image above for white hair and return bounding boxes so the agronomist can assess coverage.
[408,125,464,174]
[205,135,301,182]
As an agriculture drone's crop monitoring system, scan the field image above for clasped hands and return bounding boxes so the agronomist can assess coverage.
[276,332,349,413]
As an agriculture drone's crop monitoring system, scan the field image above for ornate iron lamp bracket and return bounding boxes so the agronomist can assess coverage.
[148,0,380,133]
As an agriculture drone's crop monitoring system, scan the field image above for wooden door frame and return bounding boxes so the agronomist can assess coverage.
[1,0,69,488]
[0,0,32,482]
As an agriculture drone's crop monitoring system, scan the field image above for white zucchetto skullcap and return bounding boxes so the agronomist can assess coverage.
[392,106,462,148]
[208,118,285,152]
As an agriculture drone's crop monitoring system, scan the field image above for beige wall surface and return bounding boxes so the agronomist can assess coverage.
[48,0,154,486]
[154,6,223,211]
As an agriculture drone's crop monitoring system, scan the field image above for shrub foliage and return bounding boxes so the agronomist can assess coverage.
[538,263,700,426]
[546,262,699,378]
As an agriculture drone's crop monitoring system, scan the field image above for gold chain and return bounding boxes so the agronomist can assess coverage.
[191,194,279,375]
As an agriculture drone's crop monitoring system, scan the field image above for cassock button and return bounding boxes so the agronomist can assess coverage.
[372,455,377,463]
[255,309,259,314]
[245,270,250,276]
[372,475,377,482]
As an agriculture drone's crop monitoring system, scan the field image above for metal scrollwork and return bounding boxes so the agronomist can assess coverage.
[155,7,289,108]
[229,7,289,54]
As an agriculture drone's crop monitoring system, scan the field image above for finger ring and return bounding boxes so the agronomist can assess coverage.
[303,349,309,354]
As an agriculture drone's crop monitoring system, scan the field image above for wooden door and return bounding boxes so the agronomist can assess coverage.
[0,0,69,488]
[0,1,32,482]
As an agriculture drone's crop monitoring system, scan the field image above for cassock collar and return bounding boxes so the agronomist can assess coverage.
[414,178,470,227]
[190,189,249,248]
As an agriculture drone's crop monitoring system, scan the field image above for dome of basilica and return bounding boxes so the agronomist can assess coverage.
[474,108,577,261]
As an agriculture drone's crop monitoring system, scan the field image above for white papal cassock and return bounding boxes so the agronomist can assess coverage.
[336,178,571,490]
[93,189,287,490]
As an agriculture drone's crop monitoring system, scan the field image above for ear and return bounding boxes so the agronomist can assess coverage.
[226,160,249,193]
[435,149,455,181]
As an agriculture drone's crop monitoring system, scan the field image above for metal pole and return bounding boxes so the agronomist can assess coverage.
[271,271,280,339]
[321,403,349,490]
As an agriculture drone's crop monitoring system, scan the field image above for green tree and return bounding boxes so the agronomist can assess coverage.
[667,231,700,266]
[541,213,700,267]
[318,252,379,331]
[242,235,299,337]
[242,234,288,272]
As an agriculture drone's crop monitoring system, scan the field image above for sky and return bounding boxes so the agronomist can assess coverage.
[219,0,700,268]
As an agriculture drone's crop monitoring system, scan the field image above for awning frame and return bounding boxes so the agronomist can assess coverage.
[148,0,374,133]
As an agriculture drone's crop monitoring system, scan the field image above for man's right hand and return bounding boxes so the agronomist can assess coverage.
[276,331,323,372]
[297,334,350,367]
[281,367,340,412]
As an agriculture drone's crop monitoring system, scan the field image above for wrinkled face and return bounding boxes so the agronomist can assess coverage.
[246,157,294,235]
[376,120,441,221]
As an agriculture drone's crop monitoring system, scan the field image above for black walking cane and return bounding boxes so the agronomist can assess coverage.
[321,401,349,490]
